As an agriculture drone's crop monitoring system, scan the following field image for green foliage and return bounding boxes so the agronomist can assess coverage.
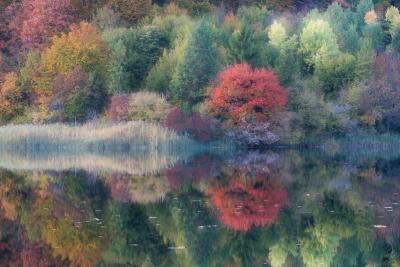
[228,23,266,66]
[314,53,356,98]
[292,88,343,137]
[103,26,168,93]
[63,72,108,123]
[18,51,40,99]
[268,21,287,48]
[300,19,340,68]
[171,20,219,107]
[355,38,373,80]
[93,6,122,31]
[145,50,177,94]
[275,35,299,85]
[356,0,374,30]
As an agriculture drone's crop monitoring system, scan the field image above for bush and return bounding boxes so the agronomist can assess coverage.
[164,107,217,141]
[108,92,171,123]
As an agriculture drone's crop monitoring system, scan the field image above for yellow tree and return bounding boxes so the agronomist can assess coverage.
[33,22,109,121]
[41,21,109,76]
[0,72,25,122]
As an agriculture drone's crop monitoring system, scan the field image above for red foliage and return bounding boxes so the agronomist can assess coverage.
[208,64,288,124]
[165,107,216,141]
[107,94,130,122]
[209,177,288,232]
[15,0,75,51]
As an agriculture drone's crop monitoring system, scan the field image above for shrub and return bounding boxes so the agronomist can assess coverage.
[107,94,130,122]
[208,64,288,124]
[108,92,171,123]
[165,107,216,141]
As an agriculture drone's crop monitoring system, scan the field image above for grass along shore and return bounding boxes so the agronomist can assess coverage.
[0,121,198,152]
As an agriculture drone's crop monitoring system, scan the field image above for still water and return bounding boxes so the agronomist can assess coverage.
[1,148,400,266]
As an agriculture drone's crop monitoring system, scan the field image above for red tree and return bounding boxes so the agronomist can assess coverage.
[15,0,75,50]
[208,64,288,124]
[209,177,288,232]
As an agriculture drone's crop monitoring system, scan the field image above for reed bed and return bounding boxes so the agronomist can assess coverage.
[0,121,198,152]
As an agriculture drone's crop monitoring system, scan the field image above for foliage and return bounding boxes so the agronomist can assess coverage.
[171,20,219,107]
[15,0,75,50]
[268,21,287,48]
[314,53,356,98]
[93,5,122,31]
[107,0,153,24]
[0,72,26,122]
[41,22,109,76]
[209,177,288,232]
[208,64,288,124]
[359,53,400,132]
[300,19,339,68]
[165,107,217,141]
[108,92,171,123]
[103,26,168,92]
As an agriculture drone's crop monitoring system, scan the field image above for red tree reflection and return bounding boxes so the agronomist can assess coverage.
[209,178,288,232]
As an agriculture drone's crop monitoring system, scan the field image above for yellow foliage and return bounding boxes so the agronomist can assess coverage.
[42,22,109,75]
[0,72,23,121]
[365,10,378,25]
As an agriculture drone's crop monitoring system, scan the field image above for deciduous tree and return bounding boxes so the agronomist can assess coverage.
[208,64,288,124]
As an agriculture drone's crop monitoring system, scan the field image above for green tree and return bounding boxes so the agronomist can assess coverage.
[315,53,356,98]
[362,10,385,51]
[103,26,168,93]
[275,35,299,85]
[171,20,219,107]
[300,19,340,69]
[228,23,262,66]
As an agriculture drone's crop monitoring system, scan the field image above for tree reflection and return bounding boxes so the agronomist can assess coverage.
[209,175,288,232]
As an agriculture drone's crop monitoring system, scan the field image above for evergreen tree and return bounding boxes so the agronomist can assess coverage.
[171,20,219,107]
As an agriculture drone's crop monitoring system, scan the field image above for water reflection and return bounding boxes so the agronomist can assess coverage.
[1,149,400,266]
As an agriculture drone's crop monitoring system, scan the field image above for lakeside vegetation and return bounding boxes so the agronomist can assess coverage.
[1,0,400,145]
[0,122,196,150]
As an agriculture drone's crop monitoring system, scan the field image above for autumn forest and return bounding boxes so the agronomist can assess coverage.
[1,0,400,145]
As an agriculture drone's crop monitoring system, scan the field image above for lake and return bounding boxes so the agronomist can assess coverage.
[0,147,399,266]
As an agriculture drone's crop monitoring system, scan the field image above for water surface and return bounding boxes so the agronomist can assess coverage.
[1,148,400,266]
